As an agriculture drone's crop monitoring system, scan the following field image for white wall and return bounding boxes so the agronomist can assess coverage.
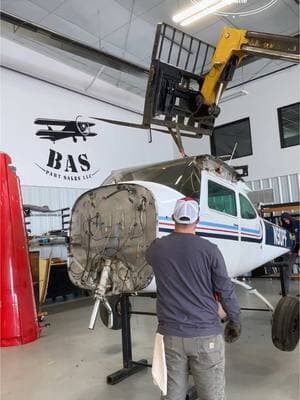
[1,35,299,189]
[1,37,144,114]
[0,67,174,188]
[178,65,300,181]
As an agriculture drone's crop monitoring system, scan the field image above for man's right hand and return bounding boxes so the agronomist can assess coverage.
[224,320,241,343]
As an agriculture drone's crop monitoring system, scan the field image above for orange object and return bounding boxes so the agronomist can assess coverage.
[0,152,41,346]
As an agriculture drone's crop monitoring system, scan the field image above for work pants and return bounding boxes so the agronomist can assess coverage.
[162,334,225,400]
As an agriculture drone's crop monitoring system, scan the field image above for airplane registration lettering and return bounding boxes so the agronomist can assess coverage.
[272,226,287,247]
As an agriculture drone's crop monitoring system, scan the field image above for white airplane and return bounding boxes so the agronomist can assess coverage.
[68,154,299,352]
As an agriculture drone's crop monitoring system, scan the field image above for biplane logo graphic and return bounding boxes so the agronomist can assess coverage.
[34,117,97,143]
[34,117,100,182]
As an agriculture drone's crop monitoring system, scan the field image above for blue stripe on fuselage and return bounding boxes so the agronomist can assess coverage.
[158,227,238,241]
[241,227,261,234]
[159,217,238,231]
[158,217,292,249]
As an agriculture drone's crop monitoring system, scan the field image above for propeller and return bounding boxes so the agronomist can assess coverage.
[75,115,91,138]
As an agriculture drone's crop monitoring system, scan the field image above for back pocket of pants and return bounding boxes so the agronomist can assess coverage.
[197,335,224,366]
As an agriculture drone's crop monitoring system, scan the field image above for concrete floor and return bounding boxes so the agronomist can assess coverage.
[1,278,299,400]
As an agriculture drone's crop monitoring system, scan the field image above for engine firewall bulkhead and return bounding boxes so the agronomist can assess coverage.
[68,183,156,296]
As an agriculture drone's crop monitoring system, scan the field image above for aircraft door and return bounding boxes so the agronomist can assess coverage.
[199,172,240,276]
[238,193,263,275]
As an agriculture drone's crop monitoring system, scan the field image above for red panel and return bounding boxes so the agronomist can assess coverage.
[0,152,41,346]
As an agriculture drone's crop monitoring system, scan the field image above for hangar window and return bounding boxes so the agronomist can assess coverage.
[210,118,252,159]
[208,180,237,216]
[239,194,257,219]
[278,102,300,148]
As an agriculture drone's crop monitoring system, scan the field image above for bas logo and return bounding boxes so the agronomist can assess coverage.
[47,150,90,172]
[34,117,100,182]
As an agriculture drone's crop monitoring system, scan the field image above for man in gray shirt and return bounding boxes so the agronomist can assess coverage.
[146,197,241,400]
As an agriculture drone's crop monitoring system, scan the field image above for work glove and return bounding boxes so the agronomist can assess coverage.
[224,320,241,343]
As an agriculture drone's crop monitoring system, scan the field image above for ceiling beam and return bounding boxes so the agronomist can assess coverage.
[0,11,149,77]
[1,10,296,91]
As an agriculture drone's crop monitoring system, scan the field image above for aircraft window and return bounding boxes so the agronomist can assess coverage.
[120,160,200,199]
[239,194,257,219]
[208,180,237,216]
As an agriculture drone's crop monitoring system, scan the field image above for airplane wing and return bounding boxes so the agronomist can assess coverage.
[34,118,72,126]
[36,130,97,141]
[36,130,77,140]
[36,130,97,137]
[35,119,96,134]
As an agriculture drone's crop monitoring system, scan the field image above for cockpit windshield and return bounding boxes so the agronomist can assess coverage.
[104,157,201,199]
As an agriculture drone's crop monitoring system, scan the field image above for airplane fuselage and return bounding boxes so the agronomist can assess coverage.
[138,177,292,292]
[68,155,293,296]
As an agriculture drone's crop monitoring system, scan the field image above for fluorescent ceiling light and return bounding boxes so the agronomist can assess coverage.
[181,0,235,25]
[173,0,222,23]
[219,89,248,103]
[173,0,235,26]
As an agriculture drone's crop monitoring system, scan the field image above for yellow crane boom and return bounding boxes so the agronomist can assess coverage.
[143,23,300,138]
[201,27,299,106]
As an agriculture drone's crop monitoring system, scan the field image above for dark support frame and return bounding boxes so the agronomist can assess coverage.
[274,261,292,297]
[106,295,148,385]
[61,207,70,232]
[280,267,287,297]
[106,294,198,400]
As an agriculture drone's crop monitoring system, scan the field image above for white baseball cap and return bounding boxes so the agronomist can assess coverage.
[173,197,199,225]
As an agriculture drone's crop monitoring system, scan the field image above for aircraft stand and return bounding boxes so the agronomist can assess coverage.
[277,261,291,297]
[106,294,198,400]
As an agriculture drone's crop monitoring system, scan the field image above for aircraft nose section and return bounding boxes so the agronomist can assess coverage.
[68,183,157,295]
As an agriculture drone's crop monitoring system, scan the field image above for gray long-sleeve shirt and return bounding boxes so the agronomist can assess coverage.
[145,232,240,337]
